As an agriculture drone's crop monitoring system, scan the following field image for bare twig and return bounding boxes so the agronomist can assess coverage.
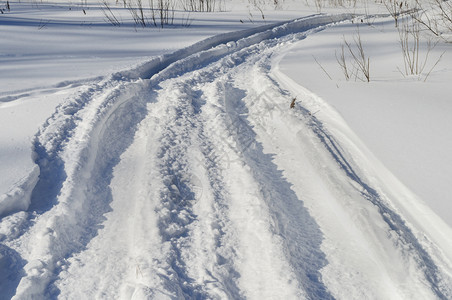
[38,19,50,30]
[313,55,333,80]
[423,50,445,82]
[343,29,370,82]
[290,97,296,108]
[101,0,121,26]
[335,44,350,80]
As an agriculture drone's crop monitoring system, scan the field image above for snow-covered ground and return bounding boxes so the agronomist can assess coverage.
[1,0,452,298]
[276,17,452,227]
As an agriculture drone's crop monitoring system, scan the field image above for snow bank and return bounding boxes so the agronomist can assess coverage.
[0,166,39,218]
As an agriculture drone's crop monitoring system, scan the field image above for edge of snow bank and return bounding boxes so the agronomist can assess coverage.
[0,166,39,218]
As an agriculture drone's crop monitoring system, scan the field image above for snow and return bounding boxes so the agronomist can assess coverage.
[1,0,452,298]
[0,0,307,206]
[276,17,452,226]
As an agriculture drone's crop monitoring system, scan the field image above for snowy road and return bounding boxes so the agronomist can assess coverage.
[1,14,452,299]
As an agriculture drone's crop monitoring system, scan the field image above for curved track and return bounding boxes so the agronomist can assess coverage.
[1,14,452,299]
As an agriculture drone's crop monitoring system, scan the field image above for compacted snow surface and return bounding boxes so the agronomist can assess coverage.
[1,1,452,299]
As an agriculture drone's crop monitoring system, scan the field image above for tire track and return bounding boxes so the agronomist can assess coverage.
[4,14,412,299]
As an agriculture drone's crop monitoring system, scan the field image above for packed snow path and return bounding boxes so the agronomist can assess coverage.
[1,14,452,299]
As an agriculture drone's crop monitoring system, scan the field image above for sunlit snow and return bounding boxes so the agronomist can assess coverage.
[1,0,451,299]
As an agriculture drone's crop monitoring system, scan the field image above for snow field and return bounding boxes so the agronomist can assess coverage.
[275,16,452,226]
[1,4,452,299]
[271,46,452,298]
[5,16,349,298]
[0,11,347,217]
[0,0,313,210]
